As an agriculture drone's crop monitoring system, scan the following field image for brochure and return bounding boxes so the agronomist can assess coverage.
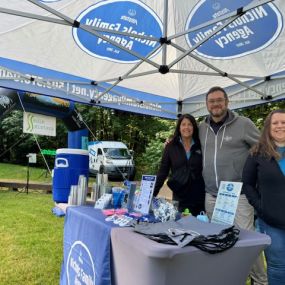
[211,181,242,225]
[134,175,156,215]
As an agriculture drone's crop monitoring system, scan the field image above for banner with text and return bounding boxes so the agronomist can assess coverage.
[23,112,56,137]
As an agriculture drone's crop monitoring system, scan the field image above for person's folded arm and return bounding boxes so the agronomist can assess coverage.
[153,145,171,197]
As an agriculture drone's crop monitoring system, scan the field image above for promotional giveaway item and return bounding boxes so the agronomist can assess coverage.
[94,193,112,209]
[196,211,209,223]
[134,175,156,215]
[211,181,242,225]
[125,182,137,212]
[152,197,178,222]
[111,187,125,209]
[134,215,240,251]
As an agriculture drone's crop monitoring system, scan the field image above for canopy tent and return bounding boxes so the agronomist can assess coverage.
[0,0,285,119]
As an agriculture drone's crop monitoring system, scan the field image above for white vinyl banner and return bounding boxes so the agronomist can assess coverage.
[23,112,56,137]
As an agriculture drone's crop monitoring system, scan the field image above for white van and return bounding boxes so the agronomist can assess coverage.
[88,141,135,180]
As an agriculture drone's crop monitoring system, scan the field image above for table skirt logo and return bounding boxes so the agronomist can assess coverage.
[67,241,95,285]
[185,0,283,59]
[73,0,163,63]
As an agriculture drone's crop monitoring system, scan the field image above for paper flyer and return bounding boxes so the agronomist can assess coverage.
[134,175,156,215]
[211,181,242,225]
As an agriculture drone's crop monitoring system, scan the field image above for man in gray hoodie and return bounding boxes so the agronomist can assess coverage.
[199,86,267,285]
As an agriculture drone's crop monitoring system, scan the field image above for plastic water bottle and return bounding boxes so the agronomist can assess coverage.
[126,182,136,212]
[197,211,209,222]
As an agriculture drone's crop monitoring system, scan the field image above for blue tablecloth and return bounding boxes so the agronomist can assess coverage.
[60,206,117,285]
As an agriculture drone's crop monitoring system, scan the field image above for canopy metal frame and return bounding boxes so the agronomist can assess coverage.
[0,0,277,117]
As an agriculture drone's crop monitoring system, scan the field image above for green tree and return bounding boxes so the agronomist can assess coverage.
[136,122,175,176]
[78,104,172,155]
[238,101,285,129]
[0,110,32,163]
[1,100,284,178]
[77,104,175,178]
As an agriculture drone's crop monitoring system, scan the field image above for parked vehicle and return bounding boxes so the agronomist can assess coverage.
[88,141,135,180]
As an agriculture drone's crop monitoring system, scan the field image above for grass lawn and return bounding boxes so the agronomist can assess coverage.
[0,162,52,183]
[0,190,64,285]
[0,162,110,285]
[0,162,97,185]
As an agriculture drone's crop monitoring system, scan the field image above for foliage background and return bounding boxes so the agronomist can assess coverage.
[0,101,284,179]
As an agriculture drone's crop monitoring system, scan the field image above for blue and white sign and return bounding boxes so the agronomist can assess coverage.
[211,181,243,225]
[185,0,283,59]
[134,175,156,214]
[66,241,95,285]
[0,58,177,119]
[73,0,163,63]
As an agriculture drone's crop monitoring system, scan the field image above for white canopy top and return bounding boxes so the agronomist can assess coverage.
[0,0,284,118]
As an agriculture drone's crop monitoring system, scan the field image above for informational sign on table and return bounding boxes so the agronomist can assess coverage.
[134,175,156,215]
[211,181,242,226]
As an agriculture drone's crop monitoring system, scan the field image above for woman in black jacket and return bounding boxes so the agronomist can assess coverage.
[242,109,285,285]
[153,114,205,216]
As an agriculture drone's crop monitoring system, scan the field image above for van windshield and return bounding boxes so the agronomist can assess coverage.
[103,148,131,159]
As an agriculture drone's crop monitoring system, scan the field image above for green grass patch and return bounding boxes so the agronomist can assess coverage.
[0,162,52,183]
[0,162,97,185]
[0,190,64,285]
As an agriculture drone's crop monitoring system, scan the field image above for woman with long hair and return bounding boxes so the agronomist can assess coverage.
[242,109,285,285]
[153,114,205,216]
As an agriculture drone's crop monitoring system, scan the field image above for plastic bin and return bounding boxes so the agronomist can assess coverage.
[52,148,89,203]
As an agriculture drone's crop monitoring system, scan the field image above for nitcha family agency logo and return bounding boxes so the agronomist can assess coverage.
[73,0,163,63]
[185,0,283,59]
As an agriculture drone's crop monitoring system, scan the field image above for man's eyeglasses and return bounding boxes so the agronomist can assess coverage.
[207,98,226,104]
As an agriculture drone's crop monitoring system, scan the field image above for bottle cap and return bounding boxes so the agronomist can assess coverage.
[182,208,191,216]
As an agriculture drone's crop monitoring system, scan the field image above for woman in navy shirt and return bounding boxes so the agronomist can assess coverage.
[242,109,285,285]
[154,114,205,216]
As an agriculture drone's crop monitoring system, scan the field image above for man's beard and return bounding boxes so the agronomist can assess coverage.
[210,109,227,119]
